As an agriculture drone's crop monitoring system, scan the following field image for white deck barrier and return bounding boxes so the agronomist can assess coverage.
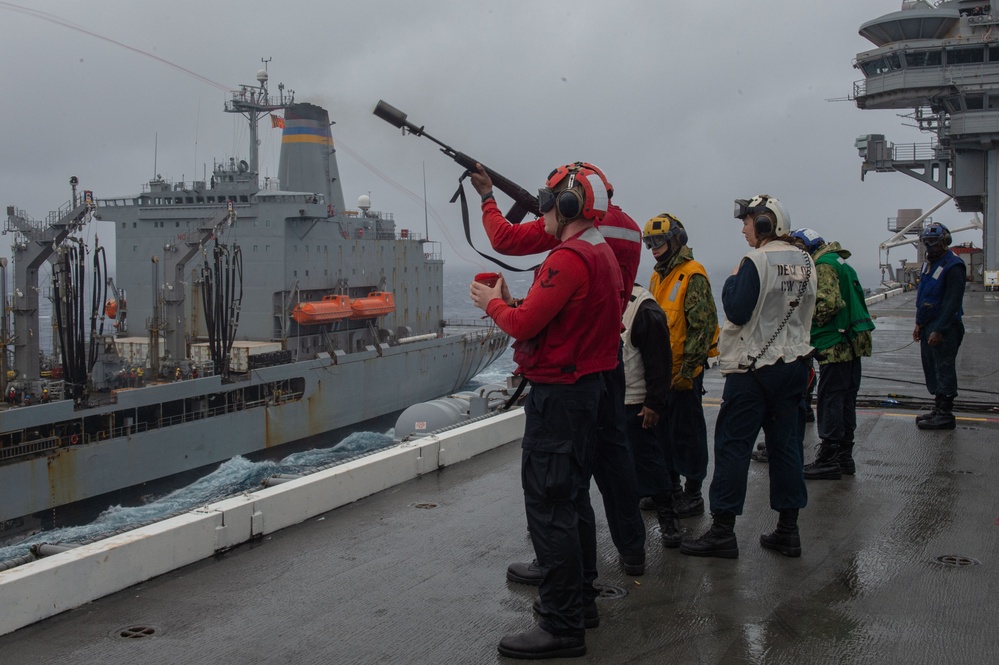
[0,409,526,637]
[865,287,905,306]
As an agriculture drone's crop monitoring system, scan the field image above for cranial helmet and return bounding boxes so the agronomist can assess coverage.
[643,213,687,251]
[919,222,952,246]
[734,194,791,238]
[540,162,609,222]
[578,162,613,199]
[789,228,825,254]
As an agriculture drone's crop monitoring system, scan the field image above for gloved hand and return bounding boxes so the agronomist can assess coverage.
[671,375,693,392]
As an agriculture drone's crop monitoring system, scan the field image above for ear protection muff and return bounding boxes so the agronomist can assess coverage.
[545,162,607,222]
[666,219,688,247]
[754,214,774,238]
[555,188,584,220]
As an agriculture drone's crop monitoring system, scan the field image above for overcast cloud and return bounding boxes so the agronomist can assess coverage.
[0,0,972,289]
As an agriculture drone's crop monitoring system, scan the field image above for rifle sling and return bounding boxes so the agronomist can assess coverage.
[454,178,539,273]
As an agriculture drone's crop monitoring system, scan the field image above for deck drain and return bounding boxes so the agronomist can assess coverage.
[594,583,628,600]
[934,554,980,567]
[112,625,159,640]
[413,502,438,509]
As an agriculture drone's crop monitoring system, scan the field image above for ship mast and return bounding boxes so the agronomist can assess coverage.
[223,58,295,180]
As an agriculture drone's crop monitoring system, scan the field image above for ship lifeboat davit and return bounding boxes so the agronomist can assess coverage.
[105,299,119,319]
[292,295,353,326]
[350,291,395,319]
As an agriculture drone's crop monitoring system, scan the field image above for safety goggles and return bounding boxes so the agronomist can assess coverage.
[643,234,670,250]
[538,187,556,214]
[734,198,766,219]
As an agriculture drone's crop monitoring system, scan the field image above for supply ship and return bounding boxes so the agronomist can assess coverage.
[0,66,509,529]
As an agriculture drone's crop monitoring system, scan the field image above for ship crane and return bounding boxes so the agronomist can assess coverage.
[4,178,94,383]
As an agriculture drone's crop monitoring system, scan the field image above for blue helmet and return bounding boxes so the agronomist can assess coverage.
[919,222,951,246]
[789,228,824,254]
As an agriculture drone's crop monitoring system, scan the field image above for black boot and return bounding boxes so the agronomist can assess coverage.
[497,626,586,659]
[674,488,705,519]
[917,396,956,430]
[680,513,738,559]
[836,442,856,475]
[915,395,942,425]
[654,494,682,548]
[803,441,842,480]
[760,509,801,557]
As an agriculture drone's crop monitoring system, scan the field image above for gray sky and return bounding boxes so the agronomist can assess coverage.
[0,0,976,289]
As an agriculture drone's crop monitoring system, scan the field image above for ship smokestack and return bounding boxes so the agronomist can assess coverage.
[277,103,347,217]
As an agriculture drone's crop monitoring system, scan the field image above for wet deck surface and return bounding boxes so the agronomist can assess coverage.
[1,288,997,664]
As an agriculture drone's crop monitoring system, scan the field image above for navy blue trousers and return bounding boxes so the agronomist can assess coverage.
[709,360,809,515]
[521,375,601,638]
[920,321,964,397]
[816,358,862,443]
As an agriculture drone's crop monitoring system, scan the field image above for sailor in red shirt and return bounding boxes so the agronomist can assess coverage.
[472,162,648,593]
[471,163,622,660]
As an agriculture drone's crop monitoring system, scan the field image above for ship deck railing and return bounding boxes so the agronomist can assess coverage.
[0,391,304,463]
[0,435,62,461]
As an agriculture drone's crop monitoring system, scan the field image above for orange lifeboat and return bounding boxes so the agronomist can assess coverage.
[349,291,395,319]
[105,299,119,319]
[292,295,353,326]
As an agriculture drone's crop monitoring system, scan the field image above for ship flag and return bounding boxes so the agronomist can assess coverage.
[271,114,286,129]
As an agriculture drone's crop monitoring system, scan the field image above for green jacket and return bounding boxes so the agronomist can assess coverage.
[811,243,875,363]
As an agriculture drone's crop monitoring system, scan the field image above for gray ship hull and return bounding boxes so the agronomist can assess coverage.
[0,328,507,524]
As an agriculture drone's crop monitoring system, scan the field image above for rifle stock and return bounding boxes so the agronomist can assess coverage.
[373,100,540,224]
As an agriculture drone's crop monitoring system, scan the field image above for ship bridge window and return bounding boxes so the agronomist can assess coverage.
[967,95,985,110]
[947,47,985,64]
[186,197,194,204]
[860,53,901,77]
[240,196,248,203]
[196,196,204,203]
[905,51,942,68]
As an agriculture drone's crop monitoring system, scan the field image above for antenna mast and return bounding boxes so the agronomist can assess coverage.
[223,57,295,179]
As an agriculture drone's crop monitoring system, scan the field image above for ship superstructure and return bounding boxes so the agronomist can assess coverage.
[853,0,998,271]
[0,66,509,527]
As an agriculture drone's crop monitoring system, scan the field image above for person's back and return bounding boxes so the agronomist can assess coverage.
[682,194,815,561]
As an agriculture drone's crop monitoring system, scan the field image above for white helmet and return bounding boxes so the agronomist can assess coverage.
[734,195,791,238]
